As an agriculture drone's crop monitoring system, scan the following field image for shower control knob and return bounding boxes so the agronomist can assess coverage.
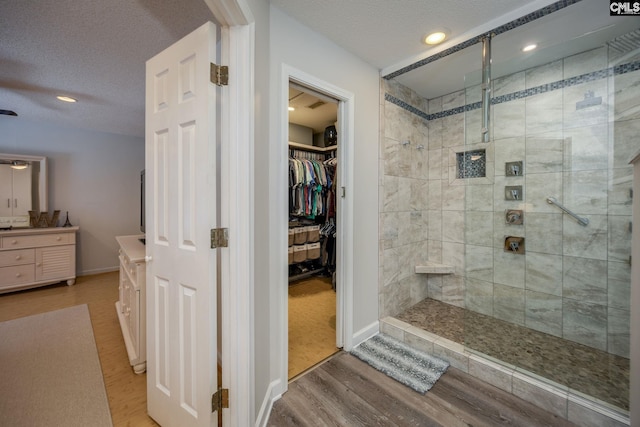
[505,210,524,225]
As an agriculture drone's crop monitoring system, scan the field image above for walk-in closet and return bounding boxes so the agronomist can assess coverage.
[287,82,340,379]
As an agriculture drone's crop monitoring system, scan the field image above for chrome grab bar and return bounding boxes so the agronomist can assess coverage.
[546,197,589,226]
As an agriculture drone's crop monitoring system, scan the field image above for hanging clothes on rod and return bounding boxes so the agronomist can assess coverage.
[289,151,333,219]
[323,156,337,220]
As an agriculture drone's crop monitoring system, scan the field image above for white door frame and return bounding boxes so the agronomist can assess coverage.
[203,0,254,425]
[278,64,355,391]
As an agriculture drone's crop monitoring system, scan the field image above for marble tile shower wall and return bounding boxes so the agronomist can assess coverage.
[378,79,431,318]
[379,46,638,358]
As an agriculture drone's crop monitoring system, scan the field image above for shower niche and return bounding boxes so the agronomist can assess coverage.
[456,149,486,179]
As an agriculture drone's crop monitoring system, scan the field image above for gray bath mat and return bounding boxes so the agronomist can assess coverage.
[350,333,449,394]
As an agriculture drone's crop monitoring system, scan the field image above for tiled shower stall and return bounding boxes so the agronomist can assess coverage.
[379,37,638,413]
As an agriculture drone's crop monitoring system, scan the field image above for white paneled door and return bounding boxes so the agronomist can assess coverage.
[145,22,220,427]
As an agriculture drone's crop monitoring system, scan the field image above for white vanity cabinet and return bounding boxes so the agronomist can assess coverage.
[0,226,78,293]
[115,235,146,374]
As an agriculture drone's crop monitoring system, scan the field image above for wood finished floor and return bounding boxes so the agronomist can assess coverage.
[0,271,158,427]
[269,352,578,427]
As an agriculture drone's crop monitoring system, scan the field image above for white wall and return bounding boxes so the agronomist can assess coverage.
[243,0,273,423]
[0,116,145,275]
[267,4,380,395]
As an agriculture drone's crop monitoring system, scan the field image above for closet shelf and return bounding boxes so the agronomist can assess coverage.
[415,262,454,275]
[289,141,337,153]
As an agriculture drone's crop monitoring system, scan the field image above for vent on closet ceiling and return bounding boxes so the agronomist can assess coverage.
[306,100,326,109]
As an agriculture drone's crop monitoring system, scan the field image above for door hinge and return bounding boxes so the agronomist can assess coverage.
[212,388,229,413]
[211,228,229,248]
[210,63,228,86]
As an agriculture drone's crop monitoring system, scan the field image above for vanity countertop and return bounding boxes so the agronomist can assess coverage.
[116,234,146,262]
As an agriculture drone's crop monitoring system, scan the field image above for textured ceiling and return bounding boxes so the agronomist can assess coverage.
[0,0,214,138]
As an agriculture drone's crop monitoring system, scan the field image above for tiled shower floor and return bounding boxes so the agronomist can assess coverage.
[396,298,629,411]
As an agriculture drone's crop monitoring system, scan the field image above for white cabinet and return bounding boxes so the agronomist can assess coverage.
[0,226,78,293]
[0,164,32,227]
[115,235,146,374]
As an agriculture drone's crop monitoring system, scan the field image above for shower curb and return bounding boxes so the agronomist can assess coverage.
[380,316,630,427]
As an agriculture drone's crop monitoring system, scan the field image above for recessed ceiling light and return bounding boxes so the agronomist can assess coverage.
[288,106,295,111]
[522,44,537,52]
[56,96,77,103]
[424,31,447,45]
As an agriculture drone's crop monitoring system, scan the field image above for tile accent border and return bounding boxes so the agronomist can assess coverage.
[380,317,631,427]
[383,0,582,80]
[383,93,430,120]
[385,60,640,122]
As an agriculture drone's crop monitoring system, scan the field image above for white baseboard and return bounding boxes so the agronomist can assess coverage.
[255,379,282,427]
[351,320,379,349]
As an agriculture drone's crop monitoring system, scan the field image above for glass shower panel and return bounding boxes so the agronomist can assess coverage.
[460,29,638,412]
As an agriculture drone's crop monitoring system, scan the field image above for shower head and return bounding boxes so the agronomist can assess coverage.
[576,90,602,111]
[608,28,640,57]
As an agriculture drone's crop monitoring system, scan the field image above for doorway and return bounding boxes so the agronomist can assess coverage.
[278,66,355,392]
[287,81,340,379]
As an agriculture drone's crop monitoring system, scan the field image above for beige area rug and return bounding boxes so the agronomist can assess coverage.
[0,304,113,426]
[288,277,338,379]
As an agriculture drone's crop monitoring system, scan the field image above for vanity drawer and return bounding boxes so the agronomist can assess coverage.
[0,264,35,287]
[2,232,74,249]
[0,249,35,267]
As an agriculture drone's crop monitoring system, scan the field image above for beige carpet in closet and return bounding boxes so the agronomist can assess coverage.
[288,277,338,379]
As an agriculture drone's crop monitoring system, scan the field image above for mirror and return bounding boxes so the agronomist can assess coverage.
[0,153,47,228]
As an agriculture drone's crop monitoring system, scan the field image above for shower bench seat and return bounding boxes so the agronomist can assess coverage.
[415,262,454,275]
